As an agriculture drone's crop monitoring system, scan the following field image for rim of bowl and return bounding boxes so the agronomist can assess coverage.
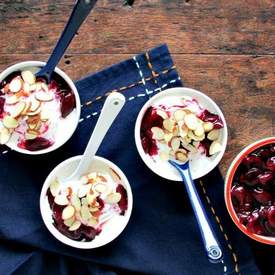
[0,61,81,155]
[225,136,275,245]
[134,87,228,181]
[40,155,133,249]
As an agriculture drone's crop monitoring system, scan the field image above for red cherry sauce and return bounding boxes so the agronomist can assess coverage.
[0,97,5,118]
[231,143,275,236]
[18,137,53,151]
[116,184,128,215]
[140,107,164,156]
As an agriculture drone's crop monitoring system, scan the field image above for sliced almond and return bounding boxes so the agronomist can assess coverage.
[156,109,168,120]
[183,143,198,154]
[54,194,69,206]
[11,102,26,118]
[2,84,9,93]
[159,151,169,161]
[171,137,181,151]
[68,220,81,231]
[21,70,36,85]
[25,129,38,140]
[87,217,98,228]
[93,183,108,194]
[35,91,53,102]
[80,175,88,185]
[173,109,186,121]
[180,136,192,146]
[194,123,205,137]
[163,118,175,132]
[110,168,121,182]
[87,192,96,205]
[81,197,88,205]
[70,194,81,211]
[203,122,214,132]
[34,120,42,131]
[87,172,97,182]
[89,206,99,212]
[106,192,122,204]
[178,121,188,138]
[151,127,164,140]
[81,205,92,221]
[64,216,75,227]
[164,132,173,143]
[27,115,40,125]
[3,115,19,129]
[49,179,60,197]
[6,95,19,105]
[78,184,91,198]
[209,141,222,155]
[22,100,31,115]
[207,129,220,141]
[175,150,188,162]
[29,84,37,92]
[62,205,75,220]
[188,131,205,142]
[0,128,11,144]
[169,150,176,158]
[23,82,30,95]
[172,125,179,136]
[27,106,41,116]
[184,114,198,130]
[29,98,41,112]
[9,77,22,93]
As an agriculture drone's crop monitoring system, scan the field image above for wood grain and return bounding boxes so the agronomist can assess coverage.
[0,0,274,54]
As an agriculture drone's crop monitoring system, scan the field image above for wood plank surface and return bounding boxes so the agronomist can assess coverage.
[0,0,274,177]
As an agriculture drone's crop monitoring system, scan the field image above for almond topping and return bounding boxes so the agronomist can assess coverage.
[207,129,220,141]
[3,115,19,129]
[209,141,222,155]
[87,217,98,228]
[203,122,214,132]
[184,114,198,130]
[173,109,186,121]
[151,127,164,140]
[106,192,122,204]
[94,183,108,194]
[194,123,205,137]
[0,128,11,144]
[163,118,175,132]
[54,194,69,206]
[159,151,169,161]
[69,221,81,231]
[21,70,36,85]
[49,179,60,197]
[156,109,168,120]
[81,205,92,221]
[25,130,38,140]
[9,77,22,93]
[35,91,53,102]
[5,95,19,105]
[64,216,75,227]
[171,137,181,151]
[11,102,26,118]
[62,205,75,220]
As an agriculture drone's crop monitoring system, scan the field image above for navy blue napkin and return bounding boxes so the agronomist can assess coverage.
[0,44,266,275]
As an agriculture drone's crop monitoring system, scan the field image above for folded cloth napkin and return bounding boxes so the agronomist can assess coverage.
[0,44,266,275]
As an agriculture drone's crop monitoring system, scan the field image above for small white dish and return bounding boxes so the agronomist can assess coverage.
[40,155,133,249]
[0,61,81,155]
[135,87,228,181]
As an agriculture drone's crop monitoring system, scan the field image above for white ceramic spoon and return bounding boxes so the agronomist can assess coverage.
[63,92,125,183]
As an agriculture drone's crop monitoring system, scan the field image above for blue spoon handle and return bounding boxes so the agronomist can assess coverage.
[37,0,98,81]
[169,161,223,263]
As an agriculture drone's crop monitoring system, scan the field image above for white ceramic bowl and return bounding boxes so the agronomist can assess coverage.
[135,87,228,181]
[0,61,81,155]
[40,155,133,249]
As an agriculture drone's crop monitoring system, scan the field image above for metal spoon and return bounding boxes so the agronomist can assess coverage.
[36,0,98,83]
[169,160,223,263]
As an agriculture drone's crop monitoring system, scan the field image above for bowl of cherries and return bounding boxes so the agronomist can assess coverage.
[225,137,275,245]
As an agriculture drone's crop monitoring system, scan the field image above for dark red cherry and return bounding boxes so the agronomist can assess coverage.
[267,206,275,228]
[60,91,76,118]
[246,212,264,235]
[258,171,273,186]
[242,155,263,168]
[253,148,271,159]
[198,109,224,129]
[97,197,105,211]
[21,137,53,151]
[259,206,269,219]
[243,168,261,186]
[231,185,252,207]
[116,184,128,215]
[266,157,275,172]
[46,189,55,209]
[252,189,272,205]
[80,225,97,241]
[52,203,64,224]
[237,212,250,225]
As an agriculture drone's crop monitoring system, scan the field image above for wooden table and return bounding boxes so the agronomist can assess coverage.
[0,0,274,176]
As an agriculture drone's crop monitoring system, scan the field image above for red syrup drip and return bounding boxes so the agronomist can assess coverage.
[198,109,224,129]
[116,184,128,215]
[140,107,164,156]
[231,143,275,236]
[18,137,53,151]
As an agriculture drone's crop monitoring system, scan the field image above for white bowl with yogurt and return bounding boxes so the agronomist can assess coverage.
[0,61,81,154]
[40,155,133,249]
[135,87,228,181]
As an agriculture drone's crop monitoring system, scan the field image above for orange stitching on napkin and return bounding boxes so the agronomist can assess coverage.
[199,180,241,275]
[145,52,158,85]
[82,65,176,107]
